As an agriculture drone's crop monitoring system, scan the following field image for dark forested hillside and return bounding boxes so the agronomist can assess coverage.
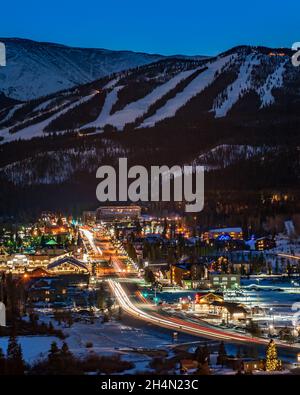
[0,45,299,216]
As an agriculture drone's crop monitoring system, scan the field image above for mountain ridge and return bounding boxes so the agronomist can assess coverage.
[0,37,208,101]
[1,44,298,142]
[0,43,299,215]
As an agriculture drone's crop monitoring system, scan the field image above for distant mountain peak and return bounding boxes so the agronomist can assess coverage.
[0,38,166,101]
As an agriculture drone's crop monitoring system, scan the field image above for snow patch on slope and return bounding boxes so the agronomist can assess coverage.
[1,141,128,185]
[0,103,24,125]
[194,144,275,170]
[87,68,200,130]
[33,98,60,113]
[0,93,97,143]
[140,55,234,127]
[0,38,163,100]
[258,60,287,108]
[103,77,121,90]
[84,86,123,129]
[212,54,260,118]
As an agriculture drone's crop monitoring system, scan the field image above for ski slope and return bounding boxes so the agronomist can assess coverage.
[0,93,97,143]
[83,86,123,129]
[140,55,233,127]
[88,68,200,130]
[213,54,260,118]
[258,60,287,107]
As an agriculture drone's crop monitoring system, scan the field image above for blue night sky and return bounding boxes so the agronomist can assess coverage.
[1,0,299,55]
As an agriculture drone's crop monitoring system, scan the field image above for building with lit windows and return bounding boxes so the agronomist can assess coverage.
[82,211,96,224]
[204,227,244,241]
[96,205,141,222]
[209,273,240,289]
[255,237,276,251]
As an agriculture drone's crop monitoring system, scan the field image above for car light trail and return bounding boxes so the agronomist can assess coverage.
[277,253,300,261]
[108,279,269,344]
[80,227,102,256]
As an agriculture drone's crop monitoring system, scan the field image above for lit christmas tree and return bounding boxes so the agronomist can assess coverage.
[266,339,281,371]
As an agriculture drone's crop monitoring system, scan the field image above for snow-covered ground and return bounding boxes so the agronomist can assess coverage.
[0,103,24,125]
[0,336,62,363]
[0,38,162,101]
[1,141,128,185]
[269,233,300,256]
[213,54,288,116]
[140,54,234,127]
[102,77,121,90]
[2,312,173,366]
[258,60,287,107]
[33,98,61,113]
[62,320,170,357]
[88,68,200,130]
[0,93,97,143]
[194,144,274,169]
[0,313,170,371]
[83,86,123,129]
[213,54,260,118]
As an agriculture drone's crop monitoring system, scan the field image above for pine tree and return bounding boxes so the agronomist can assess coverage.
[47,341,61,373]
[195,344,210,365]
[48,321,54,333]
[195,346,204,363]
[266,339,281,371]
[61,342,71,357]
[6,335,25,374]
[15,344,25,374]
[60,342,77,372]
[217,341,227,367]
[48,341,60,362]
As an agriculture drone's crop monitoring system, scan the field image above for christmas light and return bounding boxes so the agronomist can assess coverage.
[266,339,281,371]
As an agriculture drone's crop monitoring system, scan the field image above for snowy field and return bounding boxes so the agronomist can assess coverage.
[0,320,166,373]
[1,312,174,366]
[0,336,62,363]
[62,320,171,357]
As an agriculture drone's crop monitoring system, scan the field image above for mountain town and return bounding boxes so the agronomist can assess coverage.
[0,0,300,385]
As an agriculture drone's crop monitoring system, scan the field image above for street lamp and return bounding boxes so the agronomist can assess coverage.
[269,324,274,336]
[293,323,298,339]
[270,307,275,326]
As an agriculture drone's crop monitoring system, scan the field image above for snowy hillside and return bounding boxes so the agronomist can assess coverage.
[0,38,164,101]
[194,144,277,170]
[1,138,128,185]
[0,43,299,215]
[0,92,98,143]
[0,57,205,142]
[0,45,298,145]
[87,67,200,130]
[140,54,235,127]
[0,45,299,194]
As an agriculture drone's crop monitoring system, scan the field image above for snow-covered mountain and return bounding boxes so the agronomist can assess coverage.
[0,45,299,205]
[0,45,298,144]
[0,38,165,101]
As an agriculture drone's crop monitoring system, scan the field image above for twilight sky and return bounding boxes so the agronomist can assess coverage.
[1,0,299,55]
